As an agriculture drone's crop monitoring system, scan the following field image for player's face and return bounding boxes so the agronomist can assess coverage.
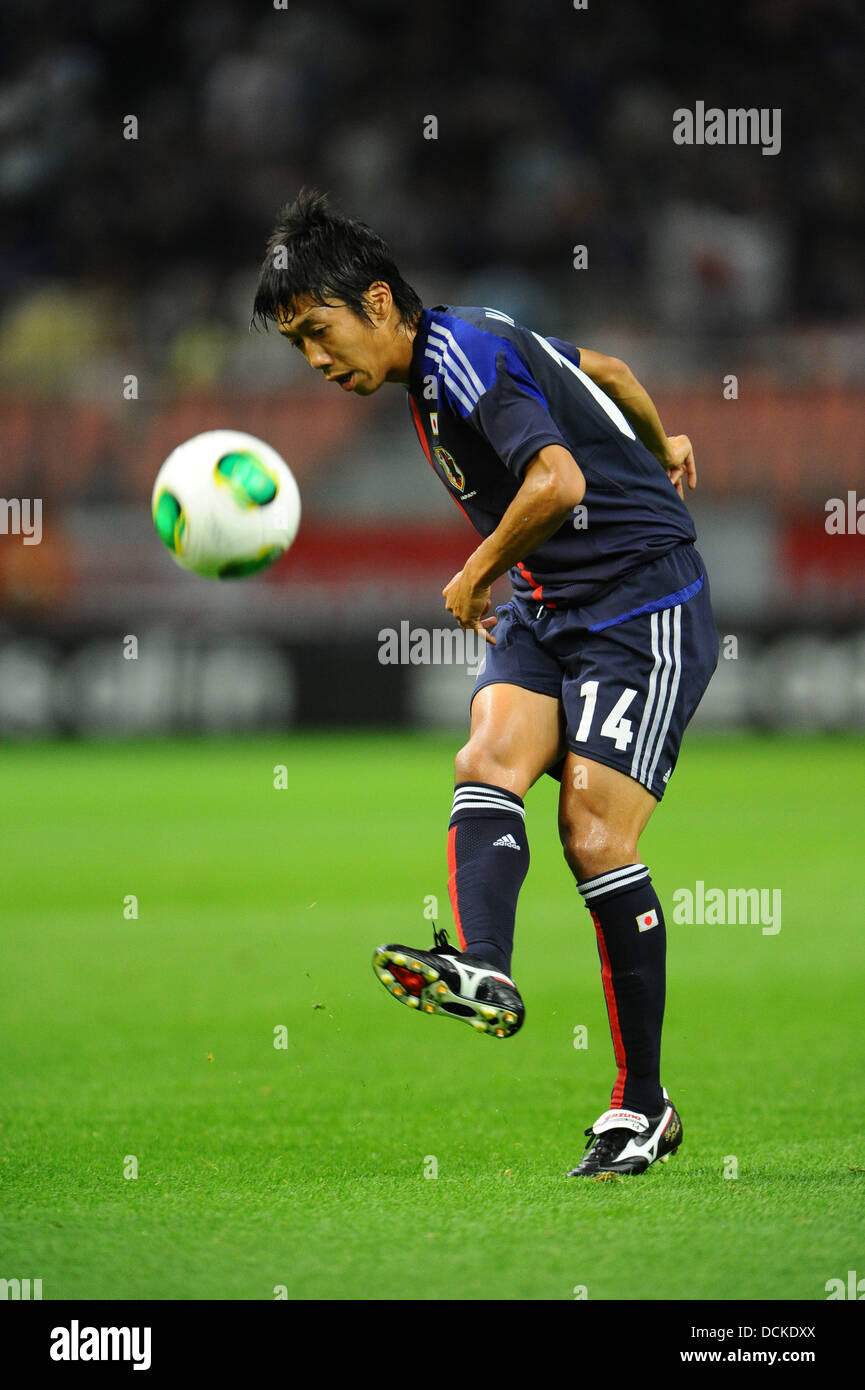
[276,293,402,395]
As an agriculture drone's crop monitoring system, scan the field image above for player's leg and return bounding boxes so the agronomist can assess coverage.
[454,680,564,796]
[558,755,684,1176]
[442,600,566,981]
[558,754,666,1115]
[447,680,563,974]
[559,585,719,1174]
[373,600,565,1036]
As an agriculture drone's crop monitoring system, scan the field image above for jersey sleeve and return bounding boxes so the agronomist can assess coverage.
[544,337,581,369]
[437,335,568,481]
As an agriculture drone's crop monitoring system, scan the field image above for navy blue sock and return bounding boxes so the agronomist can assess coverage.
[446,782,529,975]
[576,864,666,1117]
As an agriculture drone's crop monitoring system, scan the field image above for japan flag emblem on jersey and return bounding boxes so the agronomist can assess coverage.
[637,908,658,932]
[434,445,465,492]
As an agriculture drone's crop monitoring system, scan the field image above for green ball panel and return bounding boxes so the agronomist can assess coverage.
[153,492,184,553]
[218,546,283,579]
[216,452,277,506]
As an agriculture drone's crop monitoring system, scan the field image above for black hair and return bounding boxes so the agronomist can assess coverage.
[251,188,423,332]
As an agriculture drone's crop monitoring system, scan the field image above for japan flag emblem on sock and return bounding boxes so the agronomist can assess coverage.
[637,908,658,932]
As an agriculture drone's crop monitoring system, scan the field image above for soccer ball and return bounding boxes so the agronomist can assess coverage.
[152,429,301,579]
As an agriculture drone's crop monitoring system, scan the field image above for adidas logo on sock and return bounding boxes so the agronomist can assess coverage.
[492,833,521,849]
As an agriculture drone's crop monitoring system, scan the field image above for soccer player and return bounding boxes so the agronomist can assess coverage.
[253,191,719,1177]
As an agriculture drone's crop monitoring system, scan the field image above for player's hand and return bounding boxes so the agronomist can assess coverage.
[442,570,498,645]
[661,435,696,498]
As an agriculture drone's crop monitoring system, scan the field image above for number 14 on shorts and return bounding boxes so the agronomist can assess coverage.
[573,682,637,751]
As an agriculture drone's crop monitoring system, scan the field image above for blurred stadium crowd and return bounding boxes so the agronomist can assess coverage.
[2,0,864,401]
[1,0,864,734]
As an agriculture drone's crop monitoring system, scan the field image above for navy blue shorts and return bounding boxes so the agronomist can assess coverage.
[471,545,720,800]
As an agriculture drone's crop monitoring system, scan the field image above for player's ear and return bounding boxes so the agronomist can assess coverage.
[364,281,392,325]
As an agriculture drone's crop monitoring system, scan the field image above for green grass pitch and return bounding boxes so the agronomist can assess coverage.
[1,732,863,1301]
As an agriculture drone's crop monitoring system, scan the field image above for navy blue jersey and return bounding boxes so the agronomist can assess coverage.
[407,305,698,616]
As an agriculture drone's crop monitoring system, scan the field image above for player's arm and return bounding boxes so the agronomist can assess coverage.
[442,444,584,639]
[577,347,696,498]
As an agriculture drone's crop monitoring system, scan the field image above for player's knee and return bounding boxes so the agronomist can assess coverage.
[558,813,636,882]
[454,737,516,792]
